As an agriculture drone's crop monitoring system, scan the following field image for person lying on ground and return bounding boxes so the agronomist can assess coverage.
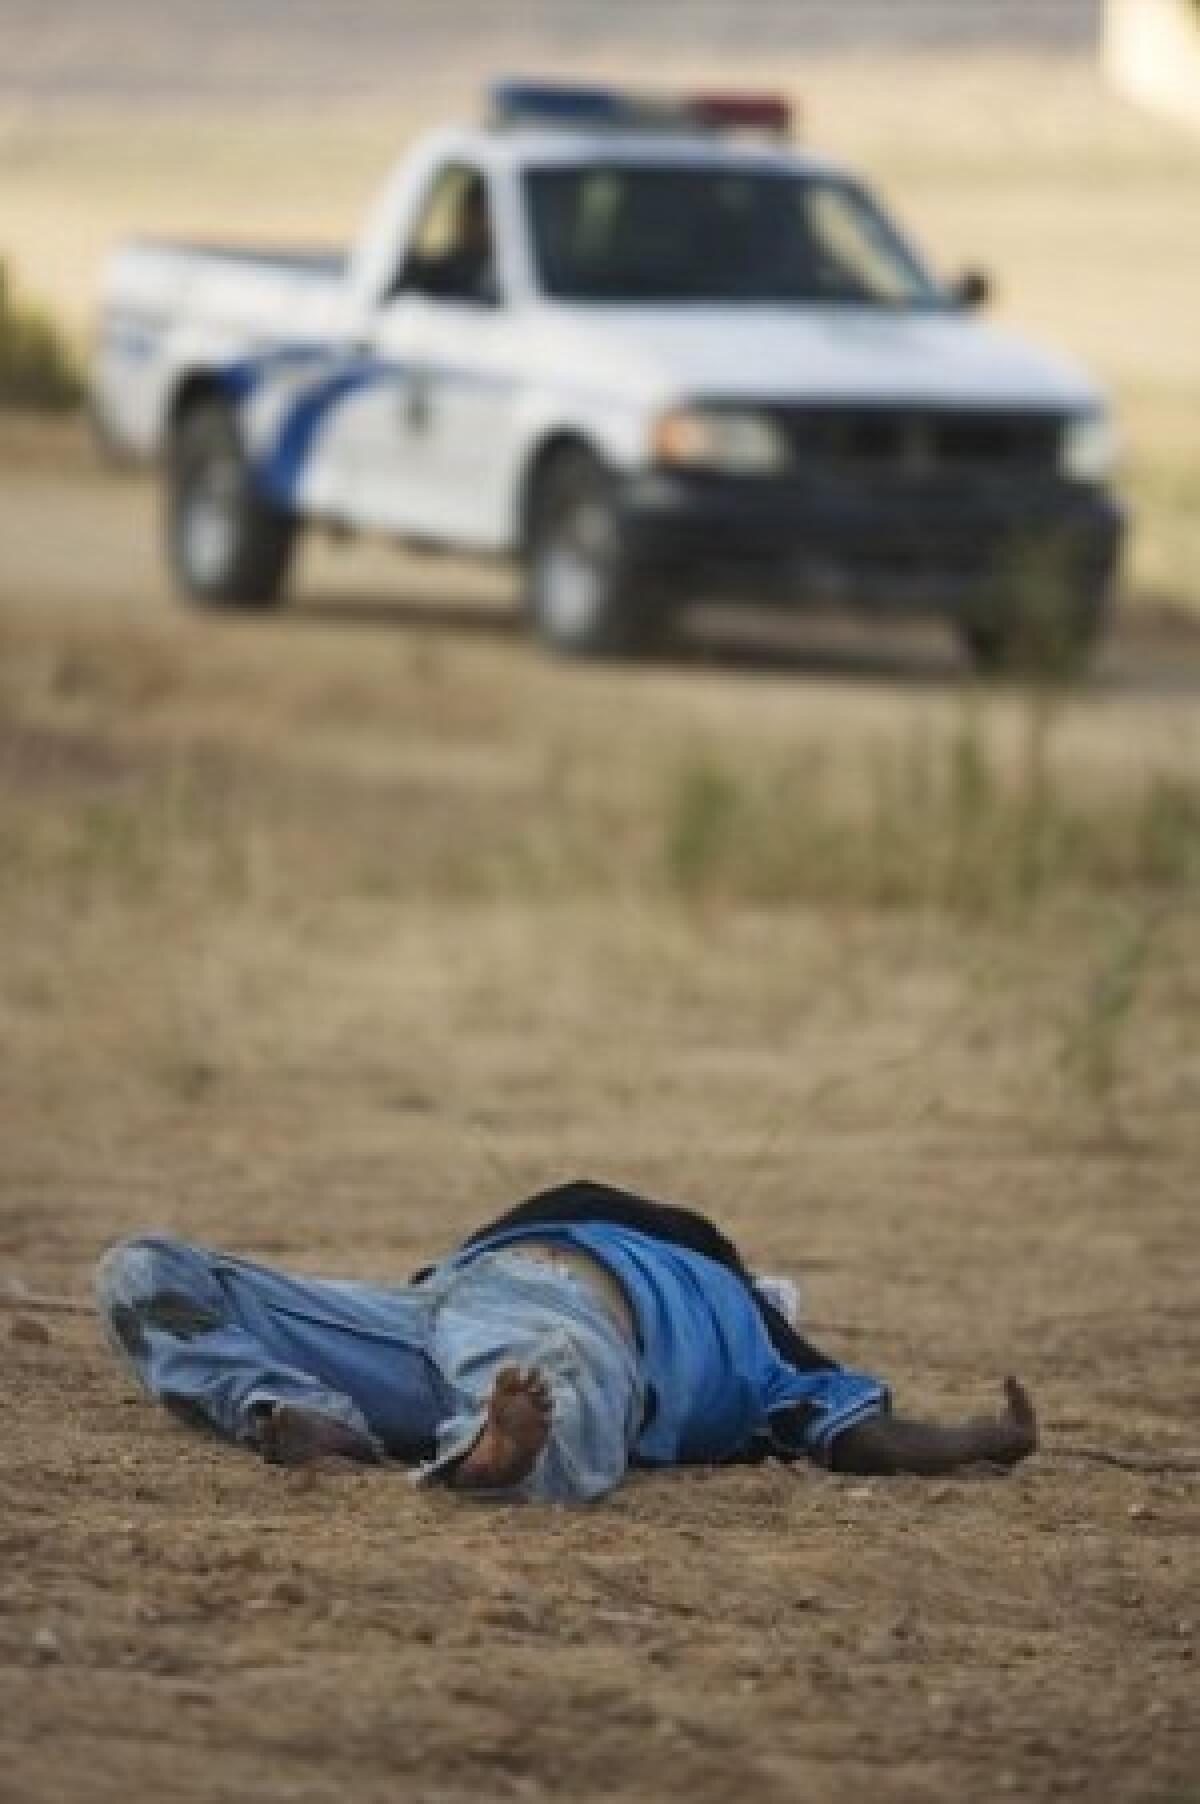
[95,1177,1037,1501]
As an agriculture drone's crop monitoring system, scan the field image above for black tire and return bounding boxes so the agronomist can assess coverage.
[166,397,294,609]
[524,447,669,658]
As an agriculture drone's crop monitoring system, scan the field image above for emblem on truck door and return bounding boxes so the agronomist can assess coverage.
[403,371,432,435]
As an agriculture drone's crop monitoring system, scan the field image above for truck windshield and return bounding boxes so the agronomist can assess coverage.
[524,163,944,307]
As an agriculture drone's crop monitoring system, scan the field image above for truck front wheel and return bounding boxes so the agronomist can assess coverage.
[524,448,668,657]
[167,398,294,609]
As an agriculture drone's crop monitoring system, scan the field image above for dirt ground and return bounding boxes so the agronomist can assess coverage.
[0,412,1198,1804]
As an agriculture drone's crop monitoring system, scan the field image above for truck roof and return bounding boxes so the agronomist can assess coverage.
[427,121,844,181]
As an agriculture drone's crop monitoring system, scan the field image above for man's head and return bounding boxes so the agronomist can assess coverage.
[441,175,495,301]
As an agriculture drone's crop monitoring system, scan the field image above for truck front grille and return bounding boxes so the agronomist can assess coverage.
[775,407,1063,477]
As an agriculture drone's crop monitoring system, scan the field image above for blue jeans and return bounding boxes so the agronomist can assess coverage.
[95,1236,644,1502]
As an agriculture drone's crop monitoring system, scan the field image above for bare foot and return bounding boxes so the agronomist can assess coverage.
[451,1366,553,1491]
[251,1403,380,1468]
[977,1377,1038,1466]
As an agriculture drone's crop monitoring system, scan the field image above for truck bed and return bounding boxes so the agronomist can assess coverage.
[94,237,353,459]
[123,240,347,279]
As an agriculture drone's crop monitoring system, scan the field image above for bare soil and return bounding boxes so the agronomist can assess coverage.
[0,426,1197,1804]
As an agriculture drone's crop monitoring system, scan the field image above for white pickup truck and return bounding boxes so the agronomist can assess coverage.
[92,81,1124,667]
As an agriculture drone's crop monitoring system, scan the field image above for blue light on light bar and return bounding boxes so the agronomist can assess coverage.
[489,81,628,128]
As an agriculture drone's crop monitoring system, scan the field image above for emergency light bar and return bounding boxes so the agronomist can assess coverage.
[690,91,793,136]
[489,80,794,140]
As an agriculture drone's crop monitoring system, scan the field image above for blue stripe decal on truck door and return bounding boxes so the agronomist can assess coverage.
[215,349,390,506]
[253,363,384,507]
[218,349,519,509]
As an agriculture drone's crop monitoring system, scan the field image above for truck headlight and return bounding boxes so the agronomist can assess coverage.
[1061,412,1119,483]
[652,407,789,476]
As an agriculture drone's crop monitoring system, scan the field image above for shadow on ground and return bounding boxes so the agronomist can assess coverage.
[291,589,1200,699]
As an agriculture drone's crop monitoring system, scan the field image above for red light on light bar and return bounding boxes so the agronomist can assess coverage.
[691,92,793,136]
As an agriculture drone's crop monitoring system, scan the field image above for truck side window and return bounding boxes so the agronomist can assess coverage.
[400,164,499,305]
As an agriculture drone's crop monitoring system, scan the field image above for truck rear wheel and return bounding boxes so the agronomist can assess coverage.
[524,448,668,658]
[167,398,294,609]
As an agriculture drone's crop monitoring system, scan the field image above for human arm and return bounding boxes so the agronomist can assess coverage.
[830,1377,1037,1476]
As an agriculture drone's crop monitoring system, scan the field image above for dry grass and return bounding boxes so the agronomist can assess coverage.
[3,599,1199,912]
[1,598,1196,1144]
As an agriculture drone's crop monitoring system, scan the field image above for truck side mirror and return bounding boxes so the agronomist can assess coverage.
[949,267,992,311]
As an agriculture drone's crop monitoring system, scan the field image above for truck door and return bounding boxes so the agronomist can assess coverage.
[359,162,518,549]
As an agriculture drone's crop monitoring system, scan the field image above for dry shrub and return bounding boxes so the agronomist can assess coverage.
[0,261,83,413]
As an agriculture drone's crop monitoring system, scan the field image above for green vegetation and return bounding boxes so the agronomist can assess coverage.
[2,612,1198,924]
[660,710,1200,917]
[0,261,84,411]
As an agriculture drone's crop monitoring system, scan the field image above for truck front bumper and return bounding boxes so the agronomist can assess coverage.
[620,469,1126,613]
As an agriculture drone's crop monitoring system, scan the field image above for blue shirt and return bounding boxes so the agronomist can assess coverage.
[457,1223,888,1467]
